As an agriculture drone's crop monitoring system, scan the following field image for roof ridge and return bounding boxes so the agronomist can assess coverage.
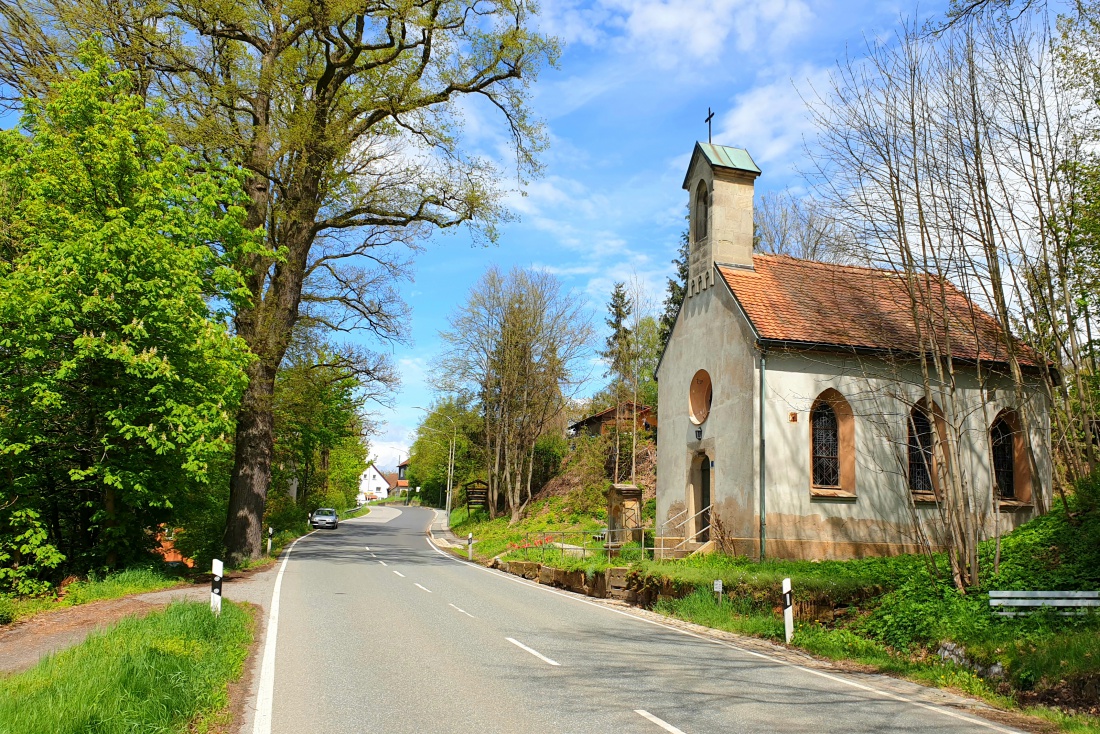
[748,253,919,279]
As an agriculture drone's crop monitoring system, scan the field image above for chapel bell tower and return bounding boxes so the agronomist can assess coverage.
[683,143,761,297]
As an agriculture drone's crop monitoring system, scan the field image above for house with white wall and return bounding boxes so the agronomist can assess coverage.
[357,464,389,504]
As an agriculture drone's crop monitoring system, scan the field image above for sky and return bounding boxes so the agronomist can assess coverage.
[364,0,951,471]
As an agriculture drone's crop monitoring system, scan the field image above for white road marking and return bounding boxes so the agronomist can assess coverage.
[253,530,315,734]
[378,560,388,566]
[393,571,405,578]
[425,538,1020,734]
[449,603,476,618]
[506,637,560,666]
[364,546,370,551]
[370,553,377,558]
[635,710,687,734]
[415,583,432,593]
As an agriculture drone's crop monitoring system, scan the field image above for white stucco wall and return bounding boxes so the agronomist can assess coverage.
[358,465,389,502]
[759,351,1051,558]
[656,276,760,551]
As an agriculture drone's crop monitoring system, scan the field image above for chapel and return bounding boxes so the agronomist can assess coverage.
[653,142,1052,560]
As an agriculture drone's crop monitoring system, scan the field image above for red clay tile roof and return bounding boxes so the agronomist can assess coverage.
[718,255,1040,367]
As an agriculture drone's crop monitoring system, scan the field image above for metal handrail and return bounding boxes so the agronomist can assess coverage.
[672,522,711,554]
[658,503,710,537]
[657,503,713,556]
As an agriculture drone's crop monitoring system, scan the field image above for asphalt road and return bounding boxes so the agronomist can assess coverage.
[263,506,1021,734]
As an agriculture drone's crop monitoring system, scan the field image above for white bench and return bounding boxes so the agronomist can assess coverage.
[989,590,1100,616]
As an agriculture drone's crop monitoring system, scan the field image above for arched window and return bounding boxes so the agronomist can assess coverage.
[811,402,839,486]
[990,417,1014,499]
[809,389,855,496]
[693,181,709,244]
[908,405,935,495]
[990,409,1031,503]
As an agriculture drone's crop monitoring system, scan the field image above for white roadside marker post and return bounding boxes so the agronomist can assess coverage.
[782,577,793,644]
[267,526,273,555]
[468,533,473,561]
[713,578,723,604]
[211,558,223,617]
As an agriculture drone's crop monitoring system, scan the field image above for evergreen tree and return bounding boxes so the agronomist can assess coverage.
[600,282,636,483]
[601,282,635,390]
[658,231,690,345]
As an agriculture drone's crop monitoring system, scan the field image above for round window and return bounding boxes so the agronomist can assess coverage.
[689,369,713,425]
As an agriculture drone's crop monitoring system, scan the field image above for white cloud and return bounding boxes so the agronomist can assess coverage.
[716,64,829,176]
[369,439,408,473]
[542,0,814,69]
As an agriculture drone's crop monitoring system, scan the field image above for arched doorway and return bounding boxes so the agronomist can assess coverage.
[689,451,711,542]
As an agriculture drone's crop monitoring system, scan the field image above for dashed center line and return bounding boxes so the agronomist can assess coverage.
[364,546,370,551]
[414,583,432,593]
[449,603,476,618]
[370,553,377,558]
[634,710,687,734]
[506,637,559,666]
[393,571,405,578]
[378,560,388,567]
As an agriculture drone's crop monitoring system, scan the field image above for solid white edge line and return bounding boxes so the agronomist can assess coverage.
[424,537,1020,734]
[635,710,687,734]
[506,637,560,666]
[253,530,315,734]
[393,570,405,578]
[415,583,432,593]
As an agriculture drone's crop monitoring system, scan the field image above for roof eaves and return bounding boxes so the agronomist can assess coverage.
[715,263,762,344]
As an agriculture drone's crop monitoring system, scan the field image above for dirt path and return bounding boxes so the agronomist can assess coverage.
[0,564,278,677]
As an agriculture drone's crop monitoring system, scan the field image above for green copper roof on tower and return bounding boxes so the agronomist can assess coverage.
[697,142,761,174]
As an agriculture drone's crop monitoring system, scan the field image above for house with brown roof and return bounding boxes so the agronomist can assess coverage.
[569,402,657,437]
[654,142,1051,561]
[384,459,410,496]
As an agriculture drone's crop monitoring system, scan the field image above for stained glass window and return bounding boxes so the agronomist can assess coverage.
[812,402,840,486]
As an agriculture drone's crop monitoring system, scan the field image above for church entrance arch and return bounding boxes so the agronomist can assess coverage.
[688,451,712,543]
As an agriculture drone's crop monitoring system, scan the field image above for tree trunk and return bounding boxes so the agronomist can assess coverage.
[224,358,279,565]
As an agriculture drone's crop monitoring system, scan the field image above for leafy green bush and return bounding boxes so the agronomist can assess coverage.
[0,509,65,595]
[983,474,1100,591]
[858,578,990,652]
[0,596,14,625]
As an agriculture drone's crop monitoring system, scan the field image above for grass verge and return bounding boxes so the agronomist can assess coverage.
[0,566,185,626]
[0,600,254,733]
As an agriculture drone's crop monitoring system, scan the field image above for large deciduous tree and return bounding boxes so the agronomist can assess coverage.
[0,49,253,580]
[0,0,557,562]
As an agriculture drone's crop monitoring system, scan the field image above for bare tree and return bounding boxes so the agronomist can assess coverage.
[754,190,851,262]
[805,10,1093,588]
[438,267,591,523]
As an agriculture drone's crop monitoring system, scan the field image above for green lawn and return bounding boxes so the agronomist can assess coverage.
[0,600,254,733]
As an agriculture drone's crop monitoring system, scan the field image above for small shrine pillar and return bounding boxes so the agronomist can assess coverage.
[607,483,644,553]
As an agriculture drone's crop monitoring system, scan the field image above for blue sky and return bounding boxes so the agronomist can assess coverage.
[364,0,949,470]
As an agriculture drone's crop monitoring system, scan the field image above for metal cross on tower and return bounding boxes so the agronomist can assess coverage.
[705,107,715,143]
